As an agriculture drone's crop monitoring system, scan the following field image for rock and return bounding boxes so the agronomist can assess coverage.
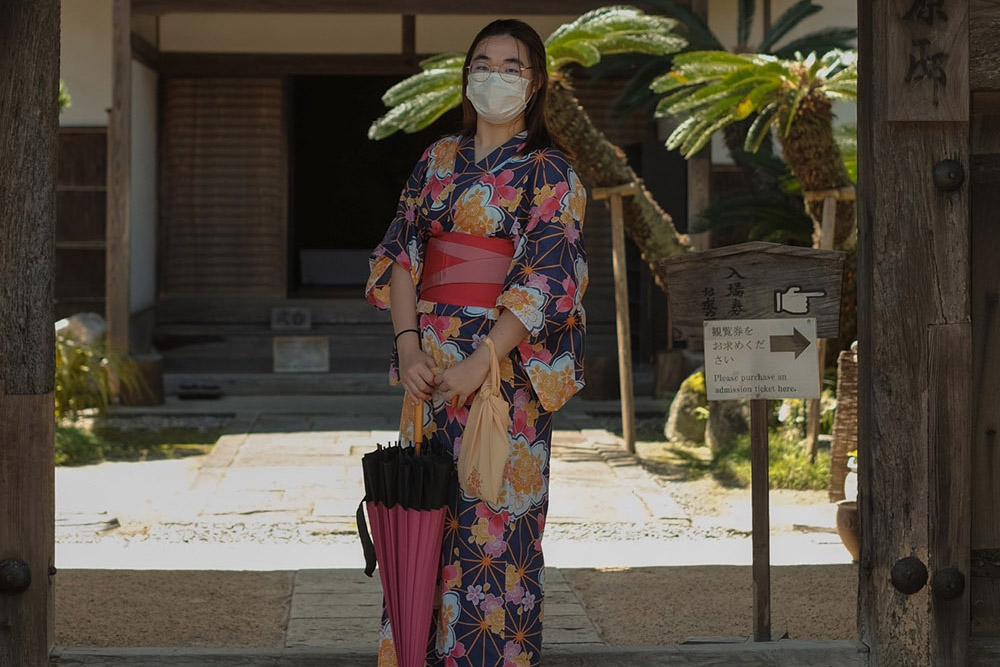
[664,370,708,443]
[57,312,107,346]
[706,399,750,454]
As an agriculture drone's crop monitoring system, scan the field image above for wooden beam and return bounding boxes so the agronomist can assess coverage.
[159,53,424,77]
[133,0,607,14]
[0,0,58,664]
[107,0,131,357]
[402,14,415,58]
[130,32,159,71]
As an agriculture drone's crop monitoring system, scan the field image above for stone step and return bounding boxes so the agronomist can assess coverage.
[164,372,398,397]
[50,641,868,666]
[156,297,391,325]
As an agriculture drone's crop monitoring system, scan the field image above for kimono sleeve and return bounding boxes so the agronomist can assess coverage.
[497,151,588,412]
[364,146,430,310]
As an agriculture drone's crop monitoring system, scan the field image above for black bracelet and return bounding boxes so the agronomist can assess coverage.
[394,328,420,345]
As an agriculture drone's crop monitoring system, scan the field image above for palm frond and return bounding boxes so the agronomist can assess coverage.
[381,60,463,107]
[545,6,684,70]
[772,27,857,59]
[369,52,465,140]
[738,0,756,49]
[759,0,822,54]
[654,85,702,117]
[692,192,812,244]
[369,87,462,140]
[744,103,781,153]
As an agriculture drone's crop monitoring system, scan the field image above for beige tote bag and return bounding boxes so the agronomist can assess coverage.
[457,337,511,504]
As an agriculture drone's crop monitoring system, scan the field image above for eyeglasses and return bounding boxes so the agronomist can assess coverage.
[467,63,532,84]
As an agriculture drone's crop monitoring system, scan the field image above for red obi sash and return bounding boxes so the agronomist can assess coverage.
[421,232,515,308]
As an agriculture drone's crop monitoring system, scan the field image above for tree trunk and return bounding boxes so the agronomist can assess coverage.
[0,0,59,664]
[546,76,690,292]
[779,93,856,248]
[779,93,858,360]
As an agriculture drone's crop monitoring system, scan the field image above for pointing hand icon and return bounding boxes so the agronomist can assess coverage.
[774,286,826,314]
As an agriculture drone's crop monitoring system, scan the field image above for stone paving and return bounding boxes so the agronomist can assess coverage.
[284,568,601,650]
[55,395,850,649]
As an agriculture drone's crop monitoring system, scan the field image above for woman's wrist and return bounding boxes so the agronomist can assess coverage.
[397,333,421,356]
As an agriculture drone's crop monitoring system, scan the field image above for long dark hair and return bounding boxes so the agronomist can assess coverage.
[460,19,557,156]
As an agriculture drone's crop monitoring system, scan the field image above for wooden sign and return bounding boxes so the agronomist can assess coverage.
[886,0,969,121]
[704,318,820,401]
[663,242,845,343]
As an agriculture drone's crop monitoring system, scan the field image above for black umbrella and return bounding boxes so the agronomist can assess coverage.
[356,399,453,667]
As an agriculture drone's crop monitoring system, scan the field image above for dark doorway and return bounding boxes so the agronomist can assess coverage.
[289,75,461,296]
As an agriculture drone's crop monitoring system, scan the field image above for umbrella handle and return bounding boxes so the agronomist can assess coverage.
[414,397,424,455]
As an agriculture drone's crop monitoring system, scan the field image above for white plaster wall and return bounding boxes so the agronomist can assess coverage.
[417,15,578,54]
[60,0,112,126]
[130,61,158,314]
[159,13,402,53]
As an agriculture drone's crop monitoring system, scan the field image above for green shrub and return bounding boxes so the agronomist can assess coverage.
[713,430,830,490]
[679,370,706,397]
[56,425,220,466]
[55,335,144,421]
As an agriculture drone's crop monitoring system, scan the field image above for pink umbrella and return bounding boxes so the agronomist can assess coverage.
[357,402,452,667]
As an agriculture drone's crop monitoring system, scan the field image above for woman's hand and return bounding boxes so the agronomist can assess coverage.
[397,335,436,401]
[434,346,491,407]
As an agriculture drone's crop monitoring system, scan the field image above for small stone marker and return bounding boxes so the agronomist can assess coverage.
[271,307,312,330]
[273,336,329,373]
[704,318,820,401]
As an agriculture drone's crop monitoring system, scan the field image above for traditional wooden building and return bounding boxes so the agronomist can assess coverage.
[56,0,855,398]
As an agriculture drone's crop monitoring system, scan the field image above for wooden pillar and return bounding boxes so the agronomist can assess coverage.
[750,399,771,642]
[858,0,971,664]
[107,0,132,357]
[0,0,59,664]
[594,183,639,453]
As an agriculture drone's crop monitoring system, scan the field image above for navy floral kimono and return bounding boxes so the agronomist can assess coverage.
[366,131,587,667]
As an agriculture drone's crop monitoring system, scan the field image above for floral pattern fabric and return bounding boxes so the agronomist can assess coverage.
[365,132,587,666]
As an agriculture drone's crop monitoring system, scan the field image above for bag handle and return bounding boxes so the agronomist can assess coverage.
[480,337,501,399]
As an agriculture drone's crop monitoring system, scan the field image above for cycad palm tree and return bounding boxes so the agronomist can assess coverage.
[655,48,858,357]
[655,49,857,246]
[369,6,689,291]
[598,1,855,244]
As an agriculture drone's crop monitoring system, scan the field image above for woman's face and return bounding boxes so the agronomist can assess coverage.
[470,34,538,95]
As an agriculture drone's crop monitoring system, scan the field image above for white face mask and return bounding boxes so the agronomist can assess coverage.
[466,74,532,125]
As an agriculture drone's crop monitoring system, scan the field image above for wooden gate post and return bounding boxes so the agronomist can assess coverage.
[0,0,59,664]
[593,183,639,453]
[858,0,971,664]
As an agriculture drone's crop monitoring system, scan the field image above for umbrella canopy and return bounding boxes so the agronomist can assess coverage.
[357,400,452,667]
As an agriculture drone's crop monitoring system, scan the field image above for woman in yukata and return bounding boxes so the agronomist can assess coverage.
[365,18,587,667]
